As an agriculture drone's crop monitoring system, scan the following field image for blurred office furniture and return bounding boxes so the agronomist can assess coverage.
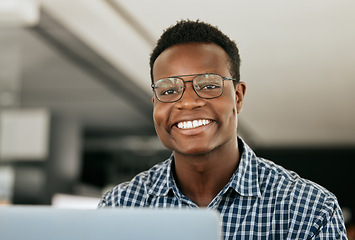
[0,109,50,204]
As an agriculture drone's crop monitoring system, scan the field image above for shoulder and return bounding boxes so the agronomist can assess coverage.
[98,159,170,207]
[256,157,345,237]
[257,157,337,207]
[257,157,334,201]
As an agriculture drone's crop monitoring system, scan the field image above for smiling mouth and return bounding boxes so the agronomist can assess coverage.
[176,119,212,130]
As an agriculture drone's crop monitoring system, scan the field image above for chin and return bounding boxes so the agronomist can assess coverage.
[173,144,214,156]
[159,138,208,156]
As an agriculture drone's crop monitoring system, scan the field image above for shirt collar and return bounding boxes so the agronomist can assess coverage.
[148,137,261,198]
[227,137,262,197]
[147,155,176,197]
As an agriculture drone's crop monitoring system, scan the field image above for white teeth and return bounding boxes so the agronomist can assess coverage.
[177,119,211,129]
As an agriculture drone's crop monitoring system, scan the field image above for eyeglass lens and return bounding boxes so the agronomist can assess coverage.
[154,74,224,102]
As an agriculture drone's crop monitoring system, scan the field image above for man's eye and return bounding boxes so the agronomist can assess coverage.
[204,85,217,89]
[161,88,178,95]
[199,84,221,90]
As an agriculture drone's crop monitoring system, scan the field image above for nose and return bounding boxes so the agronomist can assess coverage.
[175,82,205,109]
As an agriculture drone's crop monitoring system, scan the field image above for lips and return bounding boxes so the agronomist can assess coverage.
[176,119,212,130]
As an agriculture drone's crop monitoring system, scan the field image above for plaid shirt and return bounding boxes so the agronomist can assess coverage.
[99,138,347,239]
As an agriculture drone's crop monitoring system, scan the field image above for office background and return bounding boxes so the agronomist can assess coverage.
[0,0,354,224]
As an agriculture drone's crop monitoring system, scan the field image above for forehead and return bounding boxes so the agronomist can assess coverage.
[152,43,230,81]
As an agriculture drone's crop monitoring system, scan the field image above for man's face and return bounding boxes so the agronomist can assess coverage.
[152,43,245,156]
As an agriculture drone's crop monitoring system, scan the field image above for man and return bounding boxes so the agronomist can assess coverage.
[99,20,347,239]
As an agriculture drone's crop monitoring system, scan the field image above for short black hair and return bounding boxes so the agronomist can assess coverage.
[149,20,241,83]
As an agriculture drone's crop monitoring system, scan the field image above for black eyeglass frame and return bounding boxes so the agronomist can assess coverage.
[151,73,239,103]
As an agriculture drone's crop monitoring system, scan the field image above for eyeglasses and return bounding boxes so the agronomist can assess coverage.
[151,73,238,103]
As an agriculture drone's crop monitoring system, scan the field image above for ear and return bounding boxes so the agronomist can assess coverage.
[235,82,246,114]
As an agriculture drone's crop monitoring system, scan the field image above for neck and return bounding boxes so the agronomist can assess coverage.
[173,138,240,207]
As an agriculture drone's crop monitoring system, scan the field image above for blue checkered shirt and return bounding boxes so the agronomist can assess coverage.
[99,138,347,239]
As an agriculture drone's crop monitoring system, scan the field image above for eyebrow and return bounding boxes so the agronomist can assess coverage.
[165,73,217,79]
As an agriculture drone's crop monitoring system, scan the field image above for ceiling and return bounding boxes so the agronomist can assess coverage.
[1,0,355,148]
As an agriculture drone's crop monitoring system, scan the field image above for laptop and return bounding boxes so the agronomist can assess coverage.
[0,206,221,240]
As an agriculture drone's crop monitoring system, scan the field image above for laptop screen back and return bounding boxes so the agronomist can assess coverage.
[0,206,221,240]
